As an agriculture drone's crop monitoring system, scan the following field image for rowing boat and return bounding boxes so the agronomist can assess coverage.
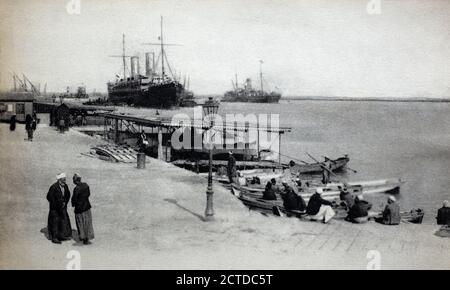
[288,155,350,174]
[238,193,423,224]
[232,178,404,203]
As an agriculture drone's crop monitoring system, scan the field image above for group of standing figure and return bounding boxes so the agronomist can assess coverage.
[46,173,94,245]
[9,112,37,141]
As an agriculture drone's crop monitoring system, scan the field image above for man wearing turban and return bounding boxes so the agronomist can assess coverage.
[46,173,72,244]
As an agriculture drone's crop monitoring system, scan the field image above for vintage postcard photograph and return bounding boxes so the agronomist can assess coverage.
[0,0,449,272]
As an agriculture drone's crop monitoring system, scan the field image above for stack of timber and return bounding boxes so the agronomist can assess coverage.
[82,144,140,163]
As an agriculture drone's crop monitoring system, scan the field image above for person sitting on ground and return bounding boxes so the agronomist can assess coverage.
[306,187,335,223]
[346,194,372,224]
[339,186,355,210]
[437,200,450,225]
[281,181,306,212]
[263,181,277,200]
[377,195,401,225]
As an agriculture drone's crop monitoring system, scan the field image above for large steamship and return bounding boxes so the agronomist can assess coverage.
[107,17,195,108]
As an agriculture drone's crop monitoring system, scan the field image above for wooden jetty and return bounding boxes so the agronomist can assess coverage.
[100,112,292,167]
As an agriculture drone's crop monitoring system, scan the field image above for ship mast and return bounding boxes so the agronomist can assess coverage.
[160,16,165,78]
[259,60,264,92]
[122,34,126,80]
[109,34,132,80]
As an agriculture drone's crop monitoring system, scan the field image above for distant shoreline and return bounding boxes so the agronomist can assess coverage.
[282,97,450,103]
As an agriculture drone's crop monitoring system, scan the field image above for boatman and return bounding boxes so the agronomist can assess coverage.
[227,151,237,183]
[321,157,332,184]
[46,173,73,244]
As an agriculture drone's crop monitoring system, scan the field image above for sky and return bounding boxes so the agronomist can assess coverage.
[0,0,449,97]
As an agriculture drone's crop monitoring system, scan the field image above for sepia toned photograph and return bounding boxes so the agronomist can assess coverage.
[0,0,449,272]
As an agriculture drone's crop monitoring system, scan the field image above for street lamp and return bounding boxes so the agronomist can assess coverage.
[202,97,220,221]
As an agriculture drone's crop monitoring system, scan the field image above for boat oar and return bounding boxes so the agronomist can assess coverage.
[321,154,358,173]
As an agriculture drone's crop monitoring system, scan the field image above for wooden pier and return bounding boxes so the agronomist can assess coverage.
[100,112,292,166]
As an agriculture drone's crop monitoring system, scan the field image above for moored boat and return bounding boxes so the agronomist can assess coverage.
[232,178,404,203]
[288,155,350,174]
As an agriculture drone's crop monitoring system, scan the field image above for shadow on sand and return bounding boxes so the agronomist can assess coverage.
[164,198,206,222]
[40,227,83,246]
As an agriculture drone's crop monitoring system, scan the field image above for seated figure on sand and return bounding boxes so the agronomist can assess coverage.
[339,186,355,210]
[376,196,401,225]
[280,181,306,212]
[346,194,372,224]
[306,188,335,223]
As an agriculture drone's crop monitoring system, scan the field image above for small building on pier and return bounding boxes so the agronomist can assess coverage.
[0,92,34,122]
[34,101,115,126]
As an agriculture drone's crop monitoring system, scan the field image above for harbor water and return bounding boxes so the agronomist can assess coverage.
[117,100,450,224]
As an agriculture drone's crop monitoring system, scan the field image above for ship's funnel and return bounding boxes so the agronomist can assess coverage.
[130,56,140,78]
[145,53,152,76]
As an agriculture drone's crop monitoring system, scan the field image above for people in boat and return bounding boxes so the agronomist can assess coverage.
[376,195,401,225]
[227,151,237,183]
[280,181,306,212]
[321,157,332,184]
[270,178,281,193]
[346,194,372,223]
[436,200,450,225]
[339,186,355,210]
[263,181,277,200]
[306,187,335,223]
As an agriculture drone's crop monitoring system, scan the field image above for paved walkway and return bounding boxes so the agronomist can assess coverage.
[0,124,449,269]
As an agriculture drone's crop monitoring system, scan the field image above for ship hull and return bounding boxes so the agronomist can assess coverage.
[108,81,190,108]
[222,92,281,103]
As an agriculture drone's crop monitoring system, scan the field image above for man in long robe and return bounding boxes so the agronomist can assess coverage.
[227,151,237,183]
[71,174,95,245]
[46,173,72,244]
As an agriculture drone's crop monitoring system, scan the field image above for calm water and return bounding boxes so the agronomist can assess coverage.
[118,100,450,223]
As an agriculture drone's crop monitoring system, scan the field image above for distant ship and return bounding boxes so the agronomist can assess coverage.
[107,17,196,108]
[222,61,281,103]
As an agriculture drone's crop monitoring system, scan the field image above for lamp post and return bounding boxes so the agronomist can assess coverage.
[202,97,220,221]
